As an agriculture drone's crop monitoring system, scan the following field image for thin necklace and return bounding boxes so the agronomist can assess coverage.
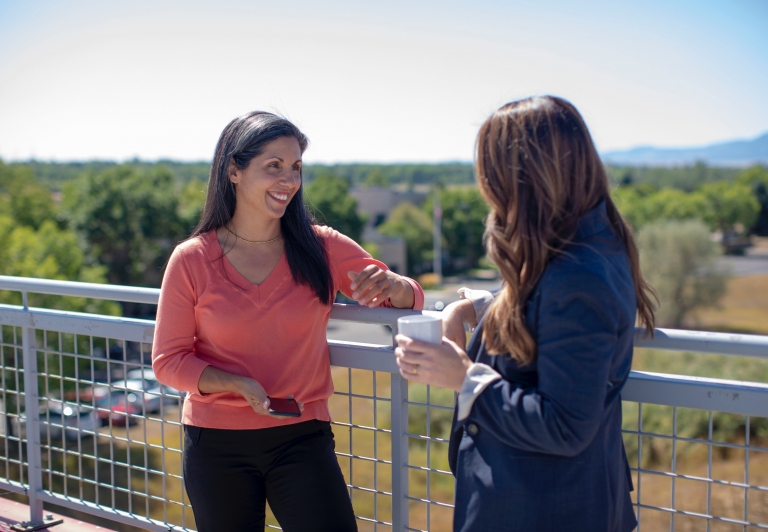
[226,226,282,245]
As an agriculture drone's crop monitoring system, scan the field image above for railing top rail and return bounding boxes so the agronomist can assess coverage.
[0,275,766,359]
[0,275,160,304]
[636,327,768,359]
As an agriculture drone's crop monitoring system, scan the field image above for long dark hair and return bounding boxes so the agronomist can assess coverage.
[477,96,656,365]
[192,111,334,305]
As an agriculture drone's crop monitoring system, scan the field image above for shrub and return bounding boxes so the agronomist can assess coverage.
[637,219,728,328]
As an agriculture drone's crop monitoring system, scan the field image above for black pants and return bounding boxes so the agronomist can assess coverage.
[183,420,358,532]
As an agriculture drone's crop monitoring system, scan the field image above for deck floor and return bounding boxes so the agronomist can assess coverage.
[0,498,115,532]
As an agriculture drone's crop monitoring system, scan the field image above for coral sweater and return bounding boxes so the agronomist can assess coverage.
[152,226,424,430]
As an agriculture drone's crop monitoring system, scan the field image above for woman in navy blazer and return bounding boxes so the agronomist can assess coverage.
[395,96,657,532]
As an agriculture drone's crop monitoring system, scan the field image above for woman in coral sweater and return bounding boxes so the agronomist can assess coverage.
[152,111,423,532]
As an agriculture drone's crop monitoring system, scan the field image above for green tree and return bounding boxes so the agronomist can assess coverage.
[179,178,207,235]
[304,172,365,243]
[423,186,488,273]
[612,185,652,229]
[637,219,728,328]
[0,215,118,314]
[605,162,740,191]
[378,203,433,277]
[363,169,390,188]
[62,165,184,288]
[694,181,759,234]
[736,165,768,235]
[0,161,58,230]
[612,186,707,230]
[649,188,709,223]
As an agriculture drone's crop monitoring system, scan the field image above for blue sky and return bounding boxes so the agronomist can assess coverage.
[0,0,766,163]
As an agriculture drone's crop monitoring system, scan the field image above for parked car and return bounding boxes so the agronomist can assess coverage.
[109,379,163,414]
[13,400,97,441]
[93,390,141,427]
[125,368,185,404]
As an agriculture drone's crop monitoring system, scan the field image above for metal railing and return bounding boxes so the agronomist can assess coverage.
[0,275,766,531]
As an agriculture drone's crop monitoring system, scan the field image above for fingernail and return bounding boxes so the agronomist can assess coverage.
[350,283,357,289]
[352,292,358,298]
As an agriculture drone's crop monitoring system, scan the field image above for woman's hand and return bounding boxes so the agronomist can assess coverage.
[395,334,473,392]
[198,366,304,418]
[232,376,272,415]
[348,266,415,309]
[441,299,476,350]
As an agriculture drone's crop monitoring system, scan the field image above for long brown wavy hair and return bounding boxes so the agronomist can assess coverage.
[477,96,656,365]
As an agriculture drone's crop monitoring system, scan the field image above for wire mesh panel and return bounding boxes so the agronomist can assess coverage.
[0,324,28,495]
[404,383,455,532]
[326,367,396,532]
[0,283,767,532]
[328,372,455,532]
[623,402,768,531]
[24,325,195,531]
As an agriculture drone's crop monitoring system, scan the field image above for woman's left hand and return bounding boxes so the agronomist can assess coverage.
[395,334,472,392]
[348,266,414,309]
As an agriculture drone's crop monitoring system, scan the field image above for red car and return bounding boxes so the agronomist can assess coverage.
[69,386,141,427]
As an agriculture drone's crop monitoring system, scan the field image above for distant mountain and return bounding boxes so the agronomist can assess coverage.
[602,132,768,167]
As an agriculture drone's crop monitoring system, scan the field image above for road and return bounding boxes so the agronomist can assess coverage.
[717,253,768,276]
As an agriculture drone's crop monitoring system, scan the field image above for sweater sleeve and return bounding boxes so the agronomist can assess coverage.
[151,244,211,394]
[322,227,425,310]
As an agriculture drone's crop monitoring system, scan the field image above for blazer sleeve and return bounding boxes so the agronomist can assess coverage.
[460,266,620,457]
[151,245,211,394]
[323,227,425,310]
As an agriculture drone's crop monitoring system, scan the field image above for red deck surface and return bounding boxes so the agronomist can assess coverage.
[0,498,116,532]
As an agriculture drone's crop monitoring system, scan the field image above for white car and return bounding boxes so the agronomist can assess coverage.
[14,400,98,442]
[125,368,185,404]
[107,379,163,414]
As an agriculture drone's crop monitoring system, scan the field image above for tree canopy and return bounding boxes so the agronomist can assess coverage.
[378,202,433,277]
[61,165,185,287]
[637,219,728,328]
[612,167,763,236]
[303,172,365,243]
[423,186,488,273]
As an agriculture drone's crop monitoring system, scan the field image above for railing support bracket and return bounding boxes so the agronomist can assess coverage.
[11,514,64,531]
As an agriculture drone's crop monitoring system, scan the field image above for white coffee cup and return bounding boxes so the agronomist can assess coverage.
[397,315,443,344]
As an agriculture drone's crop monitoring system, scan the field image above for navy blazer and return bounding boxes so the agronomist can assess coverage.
[448,201,638,532]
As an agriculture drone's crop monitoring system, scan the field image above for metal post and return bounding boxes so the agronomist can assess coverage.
[432,185,442,282]
[390,373,409,530]
[21,291,44,522]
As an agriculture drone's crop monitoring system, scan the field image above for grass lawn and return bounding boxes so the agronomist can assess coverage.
[689,274,768,335]
[626,273,768,530]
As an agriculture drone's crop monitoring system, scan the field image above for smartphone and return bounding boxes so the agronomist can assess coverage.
[267,397,301,417]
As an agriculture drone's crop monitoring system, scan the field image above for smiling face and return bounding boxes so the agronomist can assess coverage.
[229,136,303,224]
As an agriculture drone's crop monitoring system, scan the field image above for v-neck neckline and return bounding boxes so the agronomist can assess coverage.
[205,230,290,306]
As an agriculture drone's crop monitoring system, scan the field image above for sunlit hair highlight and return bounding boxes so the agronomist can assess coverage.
[476,96,656,365]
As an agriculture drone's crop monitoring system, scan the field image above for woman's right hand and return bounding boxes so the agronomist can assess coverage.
[232,376,272,415]
[198,366,271,415]
[198,366,304,418]
[441,299,476,350]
